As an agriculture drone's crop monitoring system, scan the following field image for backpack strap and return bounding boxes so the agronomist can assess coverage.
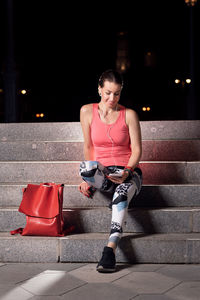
[10,228,23,235]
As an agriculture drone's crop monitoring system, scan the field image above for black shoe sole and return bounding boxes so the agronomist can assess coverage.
[96,265,116,273]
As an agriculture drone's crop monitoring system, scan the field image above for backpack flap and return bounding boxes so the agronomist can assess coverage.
[19,183,61,218]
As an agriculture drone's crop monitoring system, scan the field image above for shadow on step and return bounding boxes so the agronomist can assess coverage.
[118,233,148,264]
[63,186,168,235]
[118,185,169,263]
[131,185,172,208]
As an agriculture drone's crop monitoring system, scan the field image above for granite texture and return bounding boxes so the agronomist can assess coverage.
[0,234,59,262]
[0,120,199,265]
[0,184,200,208]
[0,140,200,161]
[60,233,200,263]
[0,161,200,184]
[141,140,200,161]
[141,162,200,184]
[0,141,84,161]
[0,232,200,263]
[1,207,199,234]
[140,120,200,140]
[134,184,200,208]
[0,121,200,141]
[0,162,81,185]
[0,122,83,142]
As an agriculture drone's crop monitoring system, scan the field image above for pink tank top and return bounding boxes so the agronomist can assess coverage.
[91,103,132,166]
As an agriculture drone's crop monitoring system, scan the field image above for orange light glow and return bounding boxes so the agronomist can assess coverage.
[21,89,27,95]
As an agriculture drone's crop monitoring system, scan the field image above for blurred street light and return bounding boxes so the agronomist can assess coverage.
[36,113,45,118]
[185,0,197,7]
[174,78,191,87]
[20,89,27,95]
[142,106,151,112]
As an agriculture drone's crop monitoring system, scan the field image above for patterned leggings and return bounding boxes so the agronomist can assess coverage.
[80,161,142,247]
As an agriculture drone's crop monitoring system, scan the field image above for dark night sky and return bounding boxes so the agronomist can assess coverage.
[0,0,200,121]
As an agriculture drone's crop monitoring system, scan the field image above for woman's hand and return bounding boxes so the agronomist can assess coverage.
[107,170,129,184]
[78,181,92,198]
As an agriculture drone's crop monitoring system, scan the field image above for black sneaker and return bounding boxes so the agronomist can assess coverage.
[96,246,116,273]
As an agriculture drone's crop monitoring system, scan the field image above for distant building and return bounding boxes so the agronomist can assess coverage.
[116,31,130,73]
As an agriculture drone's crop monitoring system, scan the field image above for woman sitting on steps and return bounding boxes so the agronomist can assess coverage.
[79,69,142,273]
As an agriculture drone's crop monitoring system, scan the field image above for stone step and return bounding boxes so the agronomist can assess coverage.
[1,207,200,234]
[0,183,200,208]
[0,140,200,161]
[0,161,199,184]
[0,232,200,263]
[0,121,200,141]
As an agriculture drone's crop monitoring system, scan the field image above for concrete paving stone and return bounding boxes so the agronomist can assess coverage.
[0,263,86,284]
[20,271,86,296]
[30,297,61,300]
[133,295,173,300]
[0,263,5,267]
[68,263,131,283]
[157,264,200,281]
[166,281,200,300]
[30,263,86,272]
[0,284,33,300]
[113,272,180,294]
[60,282,136,300]
[124,264,165,272]
[0,264,47,285]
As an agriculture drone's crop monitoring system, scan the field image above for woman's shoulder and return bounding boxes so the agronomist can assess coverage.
[123,106,140,124]
[123,106,139,117]
[80,103,94,115]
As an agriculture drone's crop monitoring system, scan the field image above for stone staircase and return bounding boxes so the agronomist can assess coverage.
[0,121,200,263]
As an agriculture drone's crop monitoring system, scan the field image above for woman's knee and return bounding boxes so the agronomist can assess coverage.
[79,161,98,177]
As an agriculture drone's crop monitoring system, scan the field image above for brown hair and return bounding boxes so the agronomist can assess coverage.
[98,69,123,88]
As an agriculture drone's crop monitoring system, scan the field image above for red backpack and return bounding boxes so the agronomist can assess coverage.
[10,183,74,236]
